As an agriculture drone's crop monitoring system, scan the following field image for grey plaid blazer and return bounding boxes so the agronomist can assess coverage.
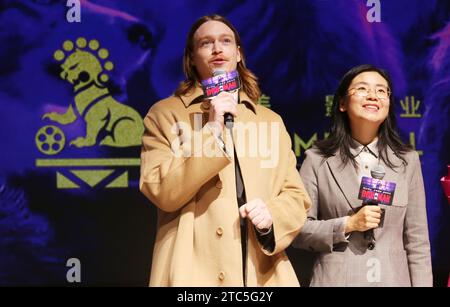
[293,147,432,287]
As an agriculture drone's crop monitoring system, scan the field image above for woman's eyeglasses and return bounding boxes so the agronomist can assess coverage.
[348,83,391,100]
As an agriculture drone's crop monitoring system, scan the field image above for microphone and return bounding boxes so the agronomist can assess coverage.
[370,165,386,180]
[201,70,240,129]
[213,70,234,128]
[357,164,393,250]
[364,165,385,250]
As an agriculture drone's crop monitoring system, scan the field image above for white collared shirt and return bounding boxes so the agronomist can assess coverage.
[350,138,380,183]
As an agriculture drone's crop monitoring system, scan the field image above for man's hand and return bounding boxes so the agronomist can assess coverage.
[239,198,273,232]
[207,91,238,136]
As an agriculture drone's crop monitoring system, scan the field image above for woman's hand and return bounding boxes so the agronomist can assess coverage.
[345,205,381,233]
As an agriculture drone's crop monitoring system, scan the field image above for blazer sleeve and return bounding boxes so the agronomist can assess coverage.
[263,124,312,256]
[292,150,349,252]
[139,104,231,213]
[404,151,433,286]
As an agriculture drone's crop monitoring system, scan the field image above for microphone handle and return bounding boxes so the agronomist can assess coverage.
[364,202,377,250]
[224,112,234,128]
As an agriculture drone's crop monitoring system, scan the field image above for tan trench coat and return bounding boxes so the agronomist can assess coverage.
[140,87,311,286]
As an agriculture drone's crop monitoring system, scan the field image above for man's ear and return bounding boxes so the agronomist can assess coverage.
[237,46,241,63]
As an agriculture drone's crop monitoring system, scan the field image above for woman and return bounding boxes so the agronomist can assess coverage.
[293,64,432,286]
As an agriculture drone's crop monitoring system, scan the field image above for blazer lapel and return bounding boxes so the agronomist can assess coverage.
[326,146,406,211]
[381,147,404,180]
[379,147,407,204]
[326,153,361,211]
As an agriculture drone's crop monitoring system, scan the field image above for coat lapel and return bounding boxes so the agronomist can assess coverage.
[379,146,406,205]
[230,104,257,201]
[326,146,406,211]
[381,147,404,182]
[326,153,361,211]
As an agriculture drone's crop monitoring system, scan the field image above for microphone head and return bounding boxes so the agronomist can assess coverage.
[213,69,226,77]
[371,165,386,180]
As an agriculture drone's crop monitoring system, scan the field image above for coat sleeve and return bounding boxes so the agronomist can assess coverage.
[263,124,312,255]
[291,150,349,252]
[139,104,231,212]
[404,151,433,286]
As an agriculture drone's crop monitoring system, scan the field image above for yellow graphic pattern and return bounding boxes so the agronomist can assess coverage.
[35,37,143,189]
[43,37,144,148]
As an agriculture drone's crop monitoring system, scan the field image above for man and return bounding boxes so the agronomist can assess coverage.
[140,14,310,286]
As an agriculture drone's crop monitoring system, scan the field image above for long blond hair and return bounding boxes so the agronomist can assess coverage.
[174,15,261,103]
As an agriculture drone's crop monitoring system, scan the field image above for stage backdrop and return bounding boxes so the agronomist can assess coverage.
[0,0,449,286]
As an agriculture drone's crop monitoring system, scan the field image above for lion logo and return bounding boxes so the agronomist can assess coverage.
[42,37,144,148]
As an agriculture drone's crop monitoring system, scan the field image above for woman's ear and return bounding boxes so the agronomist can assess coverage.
[339,98,346,112]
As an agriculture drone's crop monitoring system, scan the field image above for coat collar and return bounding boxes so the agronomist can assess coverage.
[326,144,404,211]
[178,86,258,115]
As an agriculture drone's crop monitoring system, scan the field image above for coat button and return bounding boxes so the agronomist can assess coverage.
[216,227,223,236]
[215,180,222,189]
[218,271,225,281]
[365,165,369,169]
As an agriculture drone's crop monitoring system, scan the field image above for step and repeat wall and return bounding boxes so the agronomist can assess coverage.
[1,0,449,285]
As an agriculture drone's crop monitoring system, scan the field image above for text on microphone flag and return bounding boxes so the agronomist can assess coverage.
[358,176,396,206]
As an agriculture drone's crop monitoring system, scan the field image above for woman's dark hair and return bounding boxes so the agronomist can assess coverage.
[315,64,412,169]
